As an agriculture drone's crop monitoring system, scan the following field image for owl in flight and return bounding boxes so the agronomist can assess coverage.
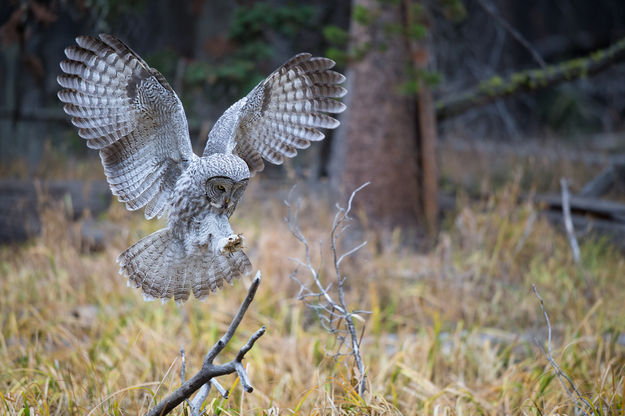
[57,34,346,303]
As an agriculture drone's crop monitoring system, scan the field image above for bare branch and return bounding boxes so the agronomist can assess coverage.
[560,178,581,263]
[345,182,371,217]
[285,183,370,397]
[475,0,546,68]
[179,347,186,384]
[437,37,625,120]
[235,362,253,393]
[513,210,537,255]
[147,273,264,416]
[236,325,267,362]
[210,379,229,399]
[330,184,370,396]
[286,189,345,314]
[189,383,210,416]
[532,284,594,415]
[179,347,194,413]
[337,241,368,268]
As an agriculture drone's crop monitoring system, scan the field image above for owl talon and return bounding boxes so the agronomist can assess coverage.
[219,234,244,254]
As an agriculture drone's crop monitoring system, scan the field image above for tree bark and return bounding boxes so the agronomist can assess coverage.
[330,0,420,232]
[416,82,438,237]
[408,2,439,237]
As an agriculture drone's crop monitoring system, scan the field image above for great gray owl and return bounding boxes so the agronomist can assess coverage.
[57,34,346,303]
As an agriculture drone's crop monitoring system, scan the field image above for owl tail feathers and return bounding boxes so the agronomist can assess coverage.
[117,228,177,302]
[117,228,252,304]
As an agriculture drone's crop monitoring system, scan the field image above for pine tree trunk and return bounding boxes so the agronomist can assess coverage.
[408,2,439,237]
[330,0,421,233]
[417,83,439,237]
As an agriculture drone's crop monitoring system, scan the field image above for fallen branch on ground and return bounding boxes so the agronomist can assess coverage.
[147,272,265,416]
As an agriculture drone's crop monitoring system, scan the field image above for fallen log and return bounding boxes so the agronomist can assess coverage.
[532,193,625,223]
[579,162,625,197]
[542,211,625,249]
[438,190,625,248]
[0,180,111,243]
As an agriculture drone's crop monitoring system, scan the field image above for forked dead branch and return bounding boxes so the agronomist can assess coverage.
[285,182,371,396]
[147,272,265,416]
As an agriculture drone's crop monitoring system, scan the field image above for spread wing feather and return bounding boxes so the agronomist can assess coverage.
[57,34,195,219]
[202,53,346,174]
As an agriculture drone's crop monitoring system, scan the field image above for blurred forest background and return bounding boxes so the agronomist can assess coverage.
[2,0,625,239]
[1,0,625,415]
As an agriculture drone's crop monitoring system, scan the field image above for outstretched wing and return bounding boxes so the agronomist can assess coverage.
[202,53,347,174]
[57,34,195,219]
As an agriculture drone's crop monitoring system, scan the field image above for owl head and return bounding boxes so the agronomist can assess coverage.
[198,154,250,217]
[205,176,248,216]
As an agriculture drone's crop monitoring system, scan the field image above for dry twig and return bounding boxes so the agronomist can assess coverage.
[285,183,370,396]
[147,272,265,416]
[532,284,594,416]
[560,178,581,263]
[475,0,547,68]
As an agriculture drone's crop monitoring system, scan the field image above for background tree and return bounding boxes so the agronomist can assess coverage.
[328,0,625,242]
[2,0,625,240]
[329,0,422,236]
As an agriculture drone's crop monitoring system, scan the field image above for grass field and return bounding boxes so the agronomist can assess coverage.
[1,177,624,415]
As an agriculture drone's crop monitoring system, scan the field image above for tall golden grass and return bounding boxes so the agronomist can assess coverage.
[1,177,623,415]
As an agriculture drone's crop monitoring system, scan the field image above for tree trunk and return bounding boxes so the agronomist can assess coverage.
[408,2,439,238]
[330,0,421,234]
[416,82,438,237]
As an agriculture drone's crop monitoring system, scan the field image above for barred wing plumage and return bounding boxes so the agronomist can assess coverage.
[57,34,194,219]
[56,34,348,303]
[203,53,347,174]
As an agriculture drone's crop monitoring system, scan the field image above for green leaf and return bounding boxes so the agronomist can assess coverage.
[438,0,468,22]
[323,25,350,46]
[184,61,211,85]
[408,23,427,39]
[353,5,372,25]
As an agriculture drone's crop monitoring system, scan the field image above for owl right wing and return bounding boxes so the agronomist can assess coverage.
[57,34,195,219]
[202,53,347,174]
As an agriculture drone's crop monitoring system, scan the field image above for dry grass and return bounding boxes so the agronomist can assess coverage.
[1,177,624,415]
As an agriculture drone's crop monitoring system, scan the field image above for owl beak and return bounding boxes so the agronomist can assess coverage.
[225,197,230,205]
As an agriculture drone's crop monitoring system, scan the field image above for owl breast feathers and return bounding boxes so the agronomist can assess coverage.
[57,34,346,303]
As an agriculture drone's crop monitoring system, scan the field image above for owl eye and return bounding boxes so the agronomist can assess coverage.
[217,185,225,191]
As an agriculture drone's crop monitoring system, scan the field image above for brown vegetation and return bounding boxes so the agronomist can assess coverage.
[1,172,623,414]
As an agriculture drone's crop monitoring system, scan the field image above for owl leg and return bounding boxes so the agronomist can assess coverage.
[217,234,245,254]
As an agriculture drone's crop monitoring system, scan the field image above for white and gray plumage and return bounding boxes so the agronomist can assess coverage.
[57,34,346,303]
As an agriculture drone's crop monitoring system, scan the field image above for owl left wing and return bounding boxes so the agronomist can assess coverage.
[57,34,195,219]
[202,53,347,174]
